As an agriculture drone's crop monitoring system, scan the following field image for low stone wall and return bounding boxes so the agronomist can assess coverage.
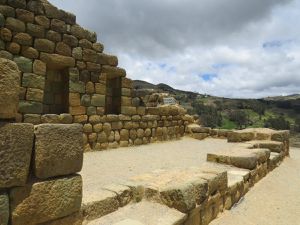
[19,110,194,152]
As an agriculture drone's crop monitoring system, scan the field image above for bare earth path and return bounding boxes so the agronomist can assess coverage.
[80,137,237,201]
[211,147,300,225]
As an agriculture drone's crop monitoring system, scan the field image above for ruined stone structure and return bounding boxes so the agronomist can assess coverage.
[0,1,292,225]
[0,0,190,152]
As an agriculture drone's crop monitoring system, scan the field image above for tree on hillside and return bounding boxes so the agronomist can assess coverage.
[264,115,290,130]
[294,117,300,132]
[192,102,222,128]
[228,110,249,129]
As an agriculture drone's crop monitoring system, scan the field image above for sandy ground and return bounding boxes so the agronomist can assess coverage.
[211,147,300,225]
[80,137,237,201]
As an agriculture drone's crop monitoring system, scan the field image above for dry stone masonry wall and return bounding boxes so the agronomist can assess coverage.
[0,58,84,225]
[0,0,192,151]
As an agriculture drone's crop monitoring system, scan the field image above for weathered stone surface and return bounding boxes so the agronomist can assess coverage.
[16,9,34,23]
[63,34,78,47]
[121,106,136,116]
[82,188,120,220]
[207,147,270,170]
[0,5,15,17]
[102,65,126,79]
[26,88,44,102]
[7,0,26,9]
[88,202,187,225]
[0,123,34,188]
[91,94,106,107]
[34,124,83,179]
[227,130,255,142]
[46,30,61,42]
[0,28,12,42]
[10,175,82,225]
[33,60,46,76]
[0,192,9,225]
[39,213,83,225]
[35,15,50,28]
[97,53,118,66]
[0,58,20,119]
[23,114,41,124]
[5,17,25,32]
[56,41,71,56]
[51,19,66,33]
[18,100,43,114]
[22,73,45,89]
[27,23,45,38]
[13,56,32,72]
[34,38,55,53]
[6,42,20,54]
[40,53,75,69]
[21,46,39,59]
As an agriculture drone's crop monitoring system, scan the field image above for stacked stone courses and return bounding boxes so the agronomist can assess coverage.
[0,0,191,151]
[0,58,84,225]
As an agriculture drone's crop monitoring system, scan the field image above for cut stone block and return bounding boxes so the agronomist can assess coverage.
[0,192,9,225]
[113,219,144,225]
[87,201,187,225]
[38,212,83,225]
[10,175,82,225]
[0,123,34,188]
[0,58,20,119]
[129,168,209,213]
[34,124,83,179]
[227,130,255,142]
[207,147,270,170]
[82,189,120,221]
[246,140,284,153]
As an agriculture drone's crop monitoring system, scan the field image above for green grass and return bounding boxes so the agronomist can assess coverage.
[219,117,237,130]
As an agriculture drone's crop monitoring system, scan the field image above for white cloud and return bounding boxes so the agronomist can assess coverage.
[49,0,300,98]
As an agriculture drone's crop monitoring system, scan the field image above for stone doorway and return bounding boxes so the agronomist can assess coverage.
[43,70,69,114]
[106,77,121,114]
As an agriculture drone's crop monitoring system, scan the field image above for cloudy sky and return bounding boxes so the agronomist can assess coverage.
[50,0,300,98]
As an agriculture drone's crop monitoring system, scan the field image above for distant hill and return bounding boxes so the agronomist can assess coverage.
[133,80,300,141]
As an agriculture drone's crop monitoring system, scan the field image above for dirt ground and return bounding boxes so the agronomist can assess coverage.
[211,147,300,225]
[80,137,237,202]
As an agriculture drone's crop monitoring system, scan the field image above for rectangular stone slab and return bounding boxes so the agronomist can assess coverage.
[87,201,187,225]
[10,175,82,225]
[207,147,270,170]
[34,124,83,179]
[130,168,209,213]
[0,123,34,188]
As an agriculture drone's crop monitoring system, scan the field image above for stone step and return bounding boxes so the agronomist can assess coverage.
[245,140,284,153]
[81,184,133,221]
[207,147,271,170]
[87,201,187,225]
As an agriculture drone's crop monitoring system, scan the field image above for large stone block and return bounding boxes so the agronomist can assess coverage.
[40,53,75,70]
[0,192,9,225]
[0,58,20,119]
[0,123,34,188]
[10,175,82,225]
[34,124,83,179]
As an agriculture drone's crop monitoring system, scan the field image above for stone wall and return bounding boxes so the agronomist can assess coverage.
[0,0,192,151]
[0,58,84,225]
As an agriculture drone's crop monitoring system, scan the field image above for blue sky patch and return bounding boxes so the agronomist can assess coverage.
[200,73,218,81]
